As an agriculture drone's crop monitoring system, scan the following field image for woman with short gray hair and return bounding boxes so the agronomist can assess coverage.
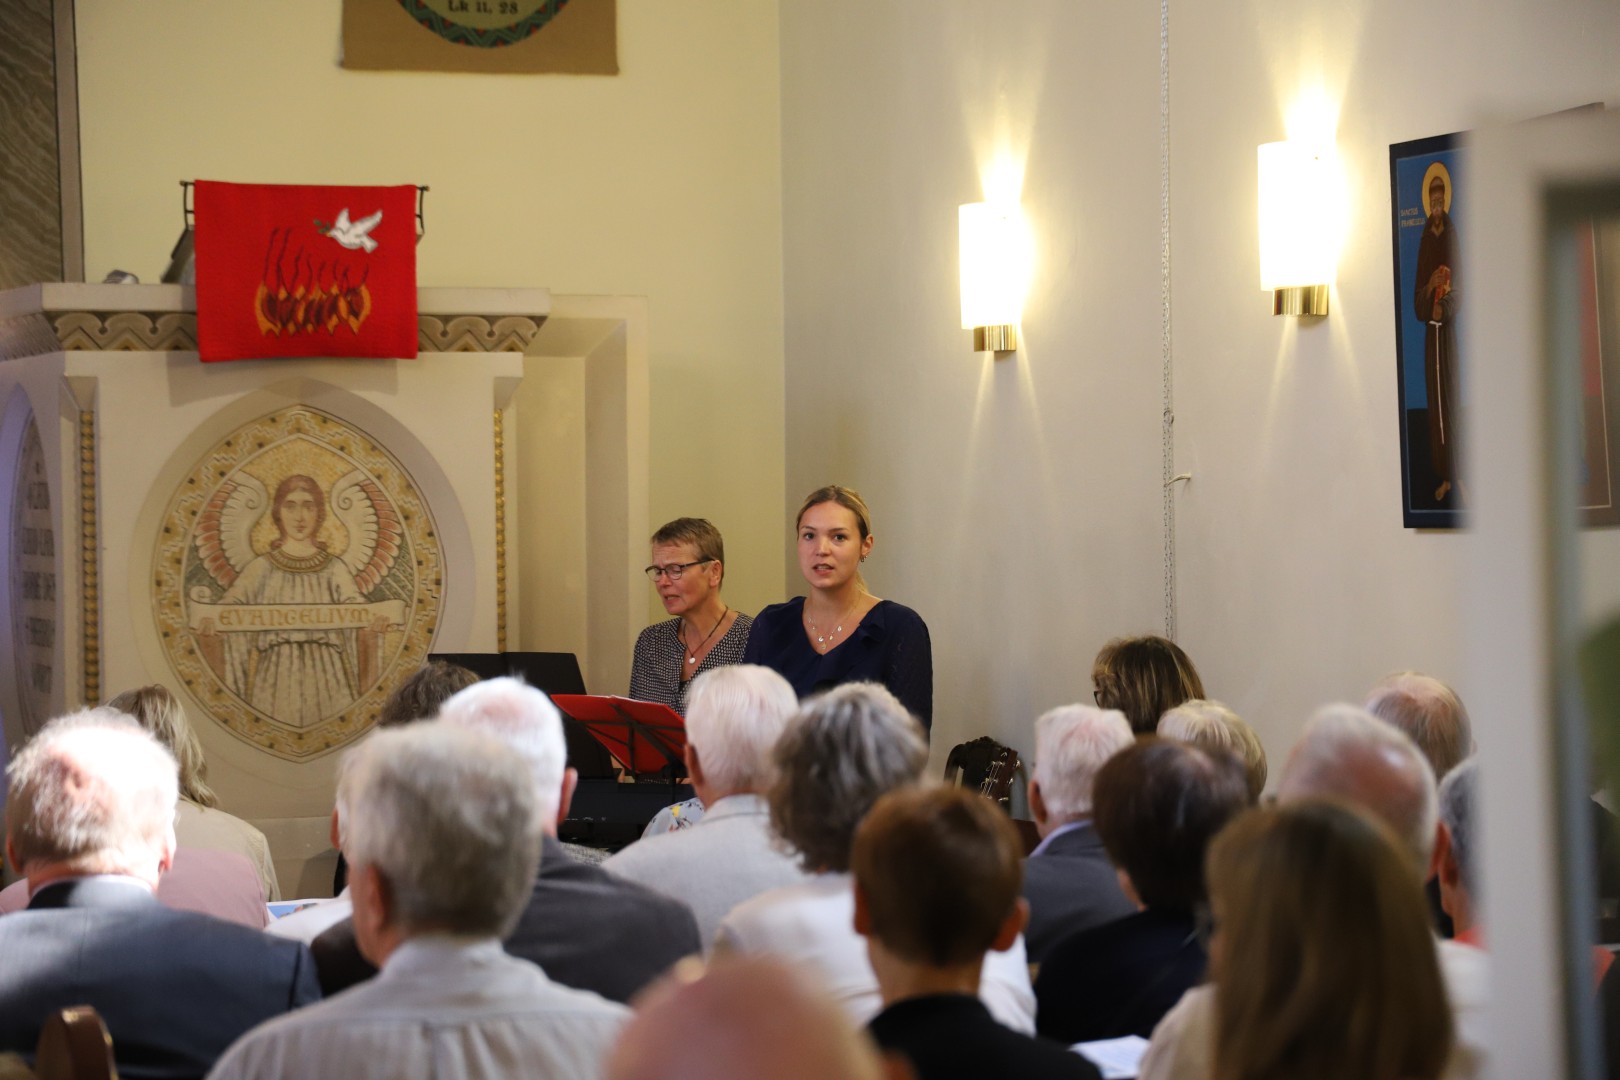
[715,683,1036,1032]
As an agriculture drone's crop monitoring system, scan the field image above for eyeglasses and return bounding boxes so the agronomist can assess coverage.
[644,559,714,582]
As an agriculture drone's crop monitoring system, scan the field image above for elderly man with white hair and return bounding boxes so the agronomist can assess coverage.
[604,665,809,949]
[1364,671,1474,782]
[0,710,318,1079]
[1021,704,1137,962]
[311,677,701,1003]
[210,722,628,1080]
[1138,704,1489,1080]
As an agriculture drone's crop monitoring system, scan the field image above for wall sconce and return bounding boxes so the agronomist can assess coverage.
[1257,139,1336,316]
[960,201,1030,353]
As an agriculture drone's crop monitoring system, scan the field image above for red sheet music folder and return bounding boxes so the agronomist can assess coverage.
[550,695,687,778]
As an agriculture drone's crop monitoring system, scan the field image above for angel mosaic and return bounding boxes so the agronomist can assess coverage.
[190,469,406,727]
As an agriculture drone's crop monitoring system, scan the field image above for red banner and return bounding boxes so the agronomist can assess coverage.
[194,182,418,363]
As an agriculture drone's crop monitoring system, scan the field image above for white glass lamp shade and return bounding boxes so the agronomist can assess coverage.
[1257,140,1338,293]
[959,202,1031,331]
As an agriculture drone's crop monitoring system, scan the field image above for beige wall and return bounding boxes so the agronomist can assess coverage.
[780,0,1620,776]
[781,2,1167,765]
[73,0,786,639]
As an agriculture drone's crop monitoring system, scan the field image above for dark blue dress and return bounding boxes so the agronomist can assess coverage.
[741,596,933,731]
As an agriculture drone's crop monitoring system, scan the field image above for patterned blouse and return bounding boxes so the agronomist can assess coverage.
[628,612,754,717]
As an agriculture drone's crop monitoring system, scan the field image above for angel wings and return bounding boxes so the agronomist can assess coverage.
[194,470,402,595]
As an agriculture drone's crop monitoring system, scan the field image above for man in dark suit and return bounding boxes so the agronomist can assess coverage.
[312,677,701,1001]
[1021,705,1137,962]
[857,786,1101,1080]
[0,710,318,1080]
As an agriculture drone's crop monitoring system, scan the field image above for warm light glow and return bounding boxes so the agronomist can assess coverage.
[959,201,1033,330]
[1257,139,1341,291]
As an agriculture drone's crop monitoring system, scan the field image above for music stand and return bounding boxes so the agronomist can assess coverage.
[550,695,688,787]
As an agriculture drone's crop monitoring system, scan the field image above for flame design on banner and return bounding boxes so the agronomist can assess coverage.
[254,226,376,337]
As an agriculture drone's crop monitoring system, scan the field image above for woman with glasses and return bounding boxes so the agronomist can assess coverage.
[629,517,753,717]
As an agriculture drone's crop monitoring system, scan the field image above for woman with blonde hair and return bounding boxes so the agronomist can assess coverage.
[107,684,281,901]
[1157,699,1268,803]
[743,486,932,730]
[1092,636,1204,736]
[1138,799,1458,1080]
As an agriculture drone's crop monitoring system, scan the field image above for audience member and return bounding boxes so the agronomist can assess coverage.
[326,659,482,896]
[1364,672,1474,781]
[108,684,280,901]
[1157,699,1268,803]
[856,786,1103,1080]
[377,659,481,729]
[1272,704,1487,1064]
[1091,635,1205,735]
[1021,704,1137,962]
[1435,759,1612,989]
[607,956,894,1080]
[311,677,701,1002]
[1,846,269,929]
[1034,739,1247,1043]
[716,682,1036,1030]
[282,660,480,940]
[604,665,808,949]
[209,723,626,1080]
[1138,800,1462,1080]
[0,710,318,1078]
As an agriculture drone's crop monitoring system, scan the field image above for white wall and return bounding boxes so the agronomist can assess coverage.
[72,0,786,635]
[781,0,1620,775]
[1170,0,1620,762]
[781,2,1167,763]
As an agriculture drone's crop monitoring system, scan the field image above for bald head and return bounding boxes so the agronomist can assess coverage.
[608,957,890,1080]
[5,709,179,887]
[1364,672,1473,781]
[1278,703,1439,870]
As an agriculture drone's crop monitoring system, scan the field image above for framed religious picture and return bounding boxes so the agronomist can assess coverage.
[1390,131,1465,529]
[1392,124,1620,530]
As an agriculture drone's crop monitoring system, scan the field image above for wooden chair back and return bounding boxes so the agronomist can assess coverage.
[34,1007,117,1080]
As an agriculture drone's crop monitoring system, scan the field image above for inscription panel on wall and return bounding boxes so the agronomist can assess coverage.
[11,416,53,735]
[153,406,442,760]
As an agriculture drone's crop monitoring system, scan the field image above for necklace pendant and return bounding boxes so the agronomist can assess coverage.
[687,656,696,664]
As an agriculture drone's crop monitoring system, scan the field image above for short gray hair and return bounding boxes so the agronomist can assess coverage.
[339,721,540,938]
[1438,757,1479,894]
[1364,673,1474,781]
[1033,705,1134,821]
[768,683,928,874]
[685,665,799,795]
[1278,703,1439,869]
[437,677,567,825]
[1158,699,1269,802]
[5,709,178,876]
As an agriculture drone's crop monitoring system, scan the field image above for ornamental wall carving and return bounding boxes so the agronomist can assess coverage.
[152,405,442,760]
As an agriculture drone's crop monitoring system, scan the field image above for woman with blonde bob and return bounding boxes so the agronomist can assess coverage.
[1138,799,1457,1080]
[1157,699,1268,804]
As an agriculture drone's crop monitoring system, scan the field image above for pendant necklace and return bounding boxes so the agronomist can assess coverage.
[806,594,862,653]
[683,607,729,665]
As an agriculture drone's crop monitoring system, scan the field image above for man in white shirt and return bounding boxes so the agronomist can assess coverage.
[605,664,809,949]
[209,721,628,1080]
